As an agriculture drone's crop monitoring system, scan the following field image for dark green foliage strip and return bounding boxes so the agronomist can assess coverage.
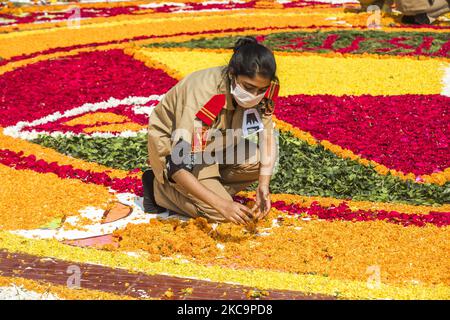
[33,132,450,206]
[145,30,449,57]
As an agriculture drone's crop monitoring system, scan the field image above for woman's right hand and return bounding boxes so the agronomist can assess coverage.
[218,200,254,225]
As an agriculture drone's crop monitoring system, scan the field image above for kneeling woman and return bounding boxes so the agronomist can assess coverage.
[143,36,280,225]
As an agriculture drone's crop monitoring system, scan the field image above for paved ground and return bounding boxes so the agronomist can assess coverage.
[0,250,335,300]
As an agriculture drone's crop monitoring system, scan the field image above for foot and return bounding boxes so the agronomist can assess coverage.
[414,13,432,25]
[401,15,416,24]
[142,169,166,213]
[402,13,432,25]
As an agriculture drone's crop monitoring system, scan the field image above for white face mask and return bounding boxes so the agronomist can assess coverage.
[230,79,266,108]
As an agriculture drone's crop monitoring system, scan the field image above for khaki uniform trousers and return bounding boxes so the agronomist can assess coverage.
[428,0,450,19]
[153,140,260,222]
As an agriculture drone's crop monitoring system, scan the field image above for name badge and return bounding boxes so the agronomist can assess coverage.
[242,109,264,138]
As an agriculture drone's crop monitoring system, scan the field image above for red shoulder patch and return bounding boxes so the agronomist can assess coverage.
[263,78,280,115]
[264,79,280,103]
[195,94,226,126]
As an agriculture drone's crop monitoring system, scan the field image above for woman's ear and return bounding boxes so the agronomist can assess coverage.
[227,67,236,80]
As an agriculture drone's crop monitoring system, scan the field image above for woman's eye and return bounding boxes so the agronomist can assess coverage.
[257,89,267,95]
[242,83,267,95]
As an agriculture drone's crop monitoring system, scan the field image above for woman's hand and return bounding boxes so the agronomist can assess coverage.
[218,199,254,225]
[253,184,271,221]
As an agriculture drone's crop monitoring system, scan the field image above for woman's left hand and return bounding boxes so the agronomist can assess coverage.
[253,184,271,221]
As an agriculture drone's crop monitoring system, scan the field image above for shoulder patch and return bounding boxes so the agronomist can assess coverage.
[263,78,280,115]
[264,78,280,102]
[195,94,226,126]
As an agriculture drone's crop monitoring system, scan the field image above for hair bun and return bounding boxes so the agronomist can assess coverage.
[233,36,258,53]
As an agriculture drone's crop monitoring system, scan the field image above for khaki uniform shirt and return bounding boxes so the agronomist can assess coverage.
[147,65,274,184]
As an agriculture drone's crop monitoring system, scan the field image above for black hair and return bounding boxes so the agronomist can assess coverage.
[224,36,276,81]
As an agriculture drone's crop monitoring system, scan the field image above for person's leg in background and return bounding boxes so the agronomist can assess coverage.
[397,0,450,24]
[426,0,450,23]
